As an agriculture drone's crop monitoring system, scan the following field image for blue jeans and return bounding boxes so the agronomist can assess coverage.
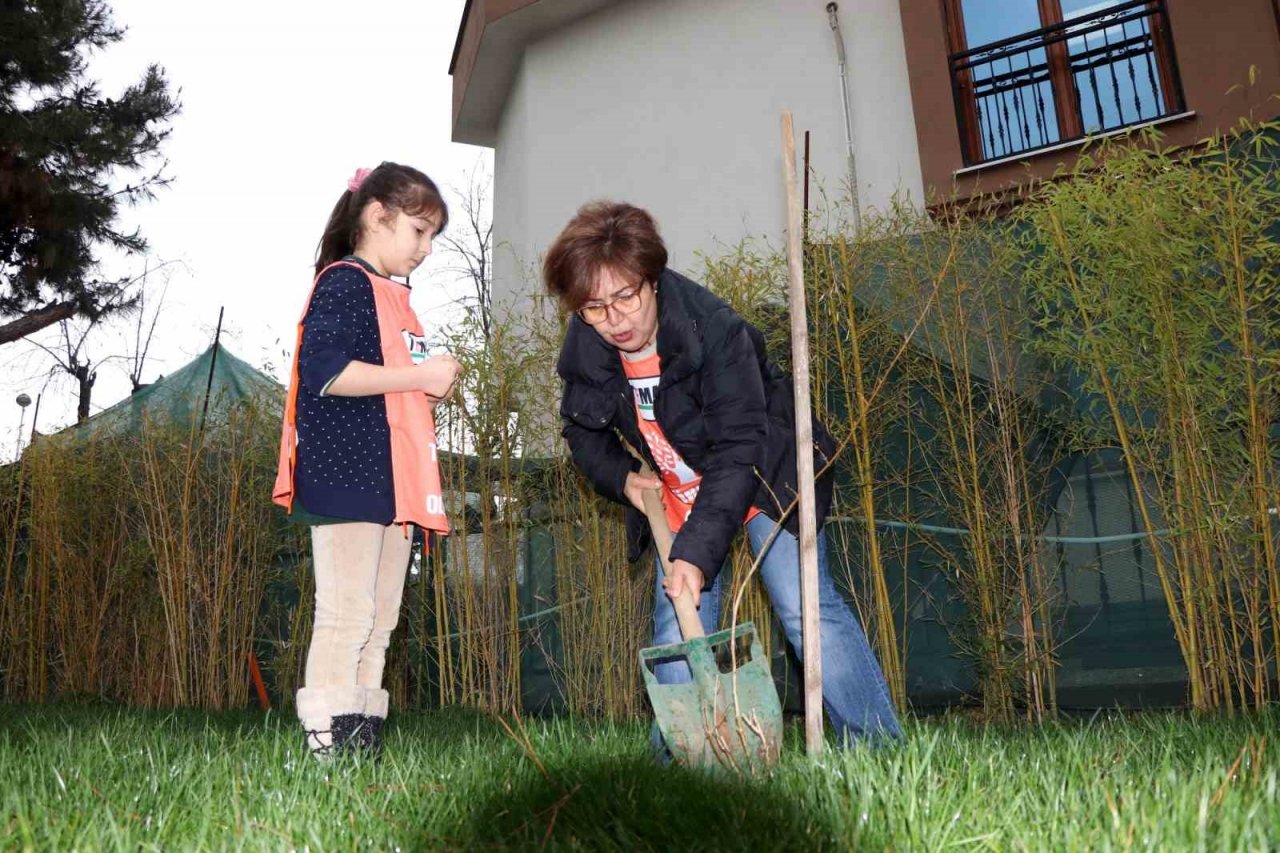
[650,515,901,751]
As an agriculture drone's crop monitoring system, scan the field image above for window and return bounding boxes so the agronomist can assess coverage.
[945,0,1185,165]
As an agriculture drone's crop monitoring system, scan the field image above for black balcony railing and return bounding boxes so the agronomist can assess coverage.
[949,0,1186,166]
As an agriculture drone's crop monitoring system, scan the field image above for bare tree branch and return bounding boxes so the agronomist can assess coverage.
[438,158,494,340]
[129,260,172,390]
[17,259,174,422]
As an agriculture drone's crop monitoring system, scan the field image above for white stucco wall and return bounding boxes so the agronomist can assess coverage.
[490,0,924,317]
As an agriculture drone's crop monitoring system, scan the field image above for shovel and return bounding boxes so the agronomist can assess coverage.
[636,474,783,771]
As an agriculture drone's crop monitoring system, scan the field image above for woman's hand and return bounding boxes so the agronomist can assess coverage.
[418,354,463,399]
[623,470,663,512]
[620,469,704,605]
[663,559,705,607]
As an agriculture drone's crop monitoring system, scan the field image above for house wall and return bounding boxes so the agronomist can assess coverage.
[489,0,924,317]
[493,59,534,305]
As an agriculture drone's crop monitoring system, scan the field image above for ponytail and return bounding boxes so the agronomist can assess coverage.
[314,161,450,275]
[315,190,361,275]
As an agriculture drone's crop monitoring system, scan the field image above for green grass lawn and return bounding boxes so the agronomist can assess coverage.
[1,703,1276,851]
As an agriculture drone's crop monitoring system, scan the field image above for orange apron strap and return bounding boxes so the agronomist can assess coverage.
[282,322,304,512]
[274,262,363,512]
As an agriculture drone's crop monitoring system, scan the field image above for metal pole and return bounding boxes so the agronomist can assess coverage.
[781,111,825,757]
[827,2,861,232]
[803,129,811,243]
[14,394,30,460]
[29,393,40,445]
[198,307,225,435]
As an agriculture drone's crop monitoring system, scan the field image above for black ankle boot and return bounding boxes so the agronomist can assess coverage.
[330,713,366,754]
[358,714,385,757]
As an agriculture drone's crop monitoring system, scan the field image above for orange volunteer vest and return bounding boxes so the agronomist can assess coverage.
[273,261,450,534]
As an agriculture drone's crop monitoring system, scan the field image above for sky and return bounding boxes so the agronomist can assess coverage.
[1,0,487,461]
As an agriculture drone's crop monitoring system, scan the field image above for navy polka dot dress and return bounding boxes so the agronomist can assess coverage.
[293,257,396,524]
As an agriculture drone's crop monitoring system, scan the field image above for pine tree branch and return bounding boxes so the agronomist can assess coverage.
[0,299,77,345]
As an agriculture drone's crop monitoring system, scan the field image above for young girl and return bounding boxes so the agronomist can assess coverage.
[273,162,461,759]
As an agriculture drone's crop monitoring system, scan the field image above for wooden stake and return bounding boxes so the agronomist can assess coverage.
[781,111,824,756]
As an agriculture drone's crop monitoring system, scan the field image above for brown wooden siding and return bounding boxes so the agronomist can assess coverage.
[450,0,540,130]
[900,0,1280,203]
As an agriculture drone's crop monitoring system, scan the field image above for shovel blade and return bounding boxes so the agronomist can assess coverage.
[640,622,782,771]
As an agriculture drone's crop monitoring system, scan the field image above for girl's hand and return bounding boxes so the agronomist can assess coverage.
[419,354,462,399]
[623,470,662,512]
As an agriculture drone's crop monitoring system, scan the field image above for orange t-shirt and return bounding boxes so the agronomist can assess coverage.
[620,348,760,533]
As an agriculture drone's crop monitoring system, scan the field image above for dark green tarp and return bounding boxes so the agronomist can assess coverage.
[69,343,282,438]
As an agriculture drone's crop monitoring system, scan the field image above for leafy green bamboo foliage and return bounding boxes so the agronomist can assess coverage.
[0,462,23,695]
[423,300,653,718]
[4,431,166,704]
[25,436,138,701]
[888,213,1062,722]
[132,402,282,709]
[2,119,1277,723]
[1205,124,1280,704]
[0,397,285,709]
[699,248,802,684]
[544,458,649,719]
[256,525,312,710]
[892,216,1058,719]
[1020,129,1280,711]
[430,313,536,712]
[805,234,905,711]
[700,202,1066,721]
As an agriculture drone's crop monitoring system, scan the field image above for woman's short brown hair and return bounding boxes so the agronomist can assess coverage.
[542,201,668,310]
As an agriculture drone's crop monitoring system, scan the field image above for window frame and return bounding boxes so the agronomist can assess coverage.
[943,0,1184,166]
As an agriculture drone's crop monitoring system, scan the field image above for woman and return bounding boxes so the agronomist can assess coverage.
[544,201,900,754]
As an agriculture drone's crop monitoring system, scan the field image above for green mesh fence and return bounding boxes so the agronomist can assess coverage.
[410,447,1218,716]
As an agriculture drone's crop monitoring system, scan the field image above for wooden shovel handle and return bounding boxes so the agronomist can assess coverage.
[637,470,705,641]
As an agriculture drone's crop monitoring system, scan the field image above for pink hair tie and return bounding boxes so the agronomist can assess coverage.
[346,167,372,193]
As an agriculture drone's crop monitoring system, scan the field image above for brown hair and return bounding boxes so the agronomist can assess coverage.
[542,201,668,310]
[315,161,449,275]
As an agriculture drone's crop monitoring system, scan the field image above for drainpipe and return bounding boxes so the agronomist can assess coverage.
[826,2,861,232]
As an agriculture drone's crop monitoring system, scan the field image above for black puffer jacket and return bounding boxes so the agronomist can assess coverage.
[557,269,836,583]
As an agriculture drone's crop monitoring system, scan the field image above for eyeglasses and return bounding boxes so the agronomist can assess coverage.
[576,282,649,325]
